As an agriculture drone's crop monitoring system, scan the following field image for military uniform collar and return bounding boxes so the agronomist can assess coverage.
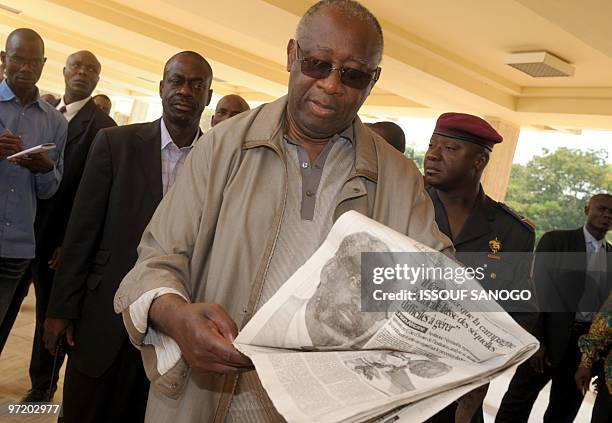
[429,185,495,246]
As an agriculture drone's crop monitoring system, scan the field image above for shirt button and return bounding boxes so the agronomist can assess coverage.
[170,383,177,390]
[490,272,497,280]
[306,190,314,197]
[10,188,14,192]
[5,222,10,226]
[301,162,309,169]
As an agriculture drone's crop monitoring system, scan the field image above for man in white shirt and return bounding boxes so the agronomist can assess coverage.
[497,193,612,423]
[43,51,212,423]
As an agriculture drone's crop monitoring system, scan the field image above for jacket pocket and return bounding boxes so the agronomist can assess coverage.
[93,249,110,266]
[86,273,103,290]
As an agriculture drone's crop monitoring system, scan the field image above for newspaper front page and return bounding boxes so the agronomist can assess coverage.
[235,211,539,423]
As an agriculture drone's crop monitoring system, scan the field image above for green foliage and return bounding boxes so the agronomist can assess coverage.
[505,148,611,240]
[406,146,424,173]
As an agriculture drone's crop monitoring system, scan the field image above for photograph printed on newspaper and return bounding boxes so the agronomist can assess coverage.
[234,211,539,423]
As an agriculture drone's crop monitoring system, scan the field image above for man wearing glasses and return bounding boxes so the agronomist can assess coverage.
[0,28,67,354]
[114,1,451,422]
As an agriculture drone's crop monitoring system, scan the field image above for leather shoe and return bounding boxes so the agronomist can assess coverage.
[20,388,56,402]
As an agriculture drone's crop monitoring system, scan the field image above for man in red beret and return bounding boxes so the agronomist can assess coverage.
[423,112,537,423]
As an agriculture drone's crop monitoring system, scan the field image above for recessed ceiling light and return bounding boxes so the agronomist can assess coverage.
[505,51,575,77]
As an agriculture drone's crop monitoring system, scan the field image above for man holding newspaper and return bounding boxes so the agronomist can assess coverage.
[114,0,454,421]
[114,1,538,422]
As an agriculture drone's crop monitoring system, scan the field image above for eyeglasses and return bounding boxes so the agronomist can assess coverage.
[6,54,45,69]
[294,41,380,90]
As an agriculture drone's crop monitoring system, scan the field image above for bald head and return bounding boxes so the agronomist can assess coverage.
[585,193,612,239]
[160,50,214,127]
[93,94,112,115]
[589,193,612,205]
[211,94,250,126]
[66,50,100,71]
[368,121,405,153]
[1,28,46,97]
[163,51,212,80]
[296,0,383,63]
[63,50,101,102]
[5,28,44,54]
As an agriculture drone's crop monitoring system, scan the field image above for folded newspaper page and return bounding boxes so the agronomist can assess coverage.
[235,211,539,423]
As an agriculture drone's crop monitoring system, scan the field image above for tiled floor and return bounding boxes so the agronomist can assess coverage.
[0,290,597,422]
[0,290,64,422]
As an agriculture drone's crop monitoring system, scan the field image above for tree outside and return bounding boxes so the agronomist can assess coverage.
[505,148,611,241]
[406,146,611,242]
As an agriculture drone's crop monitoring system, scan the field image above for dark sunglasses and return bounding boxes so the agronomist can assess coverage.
[294,41,381,90]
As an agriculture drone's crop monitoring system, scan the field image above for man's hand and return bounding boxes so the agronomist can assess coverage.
[9,151,54,174]
[43,317,75,354]
[575,366,592,395]
[0,133,23,160]
[150,295,253,375]
[528,345,550,373]
[48,247,61,270]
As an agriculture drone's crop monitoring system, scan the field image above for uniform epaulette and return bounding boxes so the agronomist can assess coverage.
[497,202,536,232]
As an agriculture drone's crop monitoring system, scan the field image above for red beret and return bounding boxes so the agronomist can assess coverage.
[433,113,502,151]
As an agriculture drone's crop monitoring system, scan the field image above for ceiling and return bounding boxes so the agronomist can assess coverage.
[1,0,612,129]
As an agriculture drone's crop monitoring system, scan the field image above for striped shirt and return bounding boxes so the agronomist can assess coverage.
[227,126,355,422]
[160,118,199,196]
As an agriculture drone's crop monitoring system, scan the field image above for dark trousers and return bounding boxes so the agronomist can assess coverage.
[0,257,31,354]
[495,324,588,423]
[591,375,612,423]
[0,257,65,391]
[29,257,65,391]
[60,338,149,423]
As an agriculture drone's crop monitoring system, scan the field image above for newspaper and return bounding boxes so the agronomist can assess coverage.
[235,211,539,423]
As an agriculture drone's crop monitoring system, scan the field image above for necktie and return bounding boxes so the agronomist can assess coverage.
[58,105,68,121]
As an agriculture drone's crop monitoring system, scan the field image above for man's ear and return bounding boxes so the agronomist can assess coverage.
[286,39,296,72]
[475,151,489,172]
[158,80,163,99]
[206,89,213,107]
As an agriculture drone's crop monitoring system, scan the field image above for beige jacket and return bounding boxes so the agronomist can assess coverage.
[114,96,452,422]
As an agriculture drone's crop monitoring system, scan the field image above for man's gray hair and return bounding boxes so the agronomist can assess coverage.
[295,0,384,62]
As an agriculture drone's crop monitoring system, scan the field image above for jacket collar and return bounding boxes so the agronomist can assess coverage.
[136,118,163,202]
[66,98,97,143]
[243,95,378,182]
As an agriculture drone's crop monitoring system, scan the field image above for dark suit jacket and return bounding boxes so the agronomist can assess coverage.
[47,119,164,377]
[35,98,116,259]
[534,227,612,366]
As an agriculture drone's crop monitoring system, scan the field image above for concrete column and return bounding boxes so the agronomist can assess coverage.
[128,99,149,124]
[481,117,521,202]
